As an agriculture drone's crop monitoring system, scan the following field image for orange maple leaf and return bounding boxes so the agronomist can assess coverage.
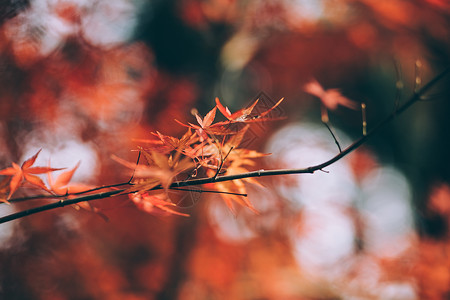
[47,162,101,213]
[151,129,197,153]
[213,180,258,215]
[175,107,217,129]
[0,177,10,203]
[112,150,194,193]
[198,125,270,167]
[129,192,189,217]
[175,106,226,139]
[134,129,198,159]
[194,106,217,129]
[48,162,93,195]
[210,151,266,214]
[198,126,267,214]
[0,149,64,199]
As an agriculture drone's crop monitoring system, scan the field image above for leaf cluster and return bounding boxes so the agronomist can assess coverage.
[114,97,285,215]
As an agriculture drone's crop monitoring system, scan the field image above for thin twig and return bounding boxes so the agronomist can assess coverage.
[214,146,234,179]
[323,122,342,153]
[169,187,247,197]
[129,149,142,183]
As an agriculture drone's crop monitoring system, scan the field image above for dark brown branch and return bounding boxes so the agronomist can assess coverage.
[0,66,448,224]
[7,181,131,203]
[0,190,125,224]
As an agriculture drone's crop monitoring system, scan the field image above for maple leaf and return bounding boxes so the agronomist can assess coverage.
[213,179,258,215]
[138,150,194,186]
[135,128,197,154]
[48,162,93,195]
[214,97,285,125]
[47,162,102,214]
[200,125,269,167]
[194,106,217,129]
[304,79,358,110]
[0,149,64,199]
[175,106,226,139]
[152,128,197,152]
[215,97,259,122]
[129,192,189,217]
[0,177,10,203]
[112,150,194,193]
[200,128,267,214]
[217,159,266,214]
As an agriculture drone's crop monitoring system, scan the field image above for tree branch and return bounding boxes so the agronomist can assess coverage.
[1,66,448,224]
[7,182,131,203]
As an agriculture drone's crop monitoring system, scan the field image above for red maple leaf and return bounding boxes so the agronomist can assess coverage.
[215,97,258,122]
[214,97,285,124]
[0,149,64,199]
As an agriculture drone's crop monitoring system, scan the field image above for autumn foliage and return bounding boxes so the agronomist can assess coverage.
[0,96,284,217]
[1,0,450,299]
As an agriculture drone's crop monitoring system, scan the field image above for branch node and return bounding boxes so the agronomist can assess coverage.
[361,103,367,136]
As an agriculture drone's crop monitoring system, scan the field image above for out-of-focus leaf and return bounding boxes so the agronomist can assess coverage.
[0,149,64,199]
[304,79,357,110]
[130,192,189,217]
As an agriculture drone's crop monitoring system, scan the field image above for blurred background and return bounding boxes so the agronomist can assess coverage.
[0,0,450,299]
